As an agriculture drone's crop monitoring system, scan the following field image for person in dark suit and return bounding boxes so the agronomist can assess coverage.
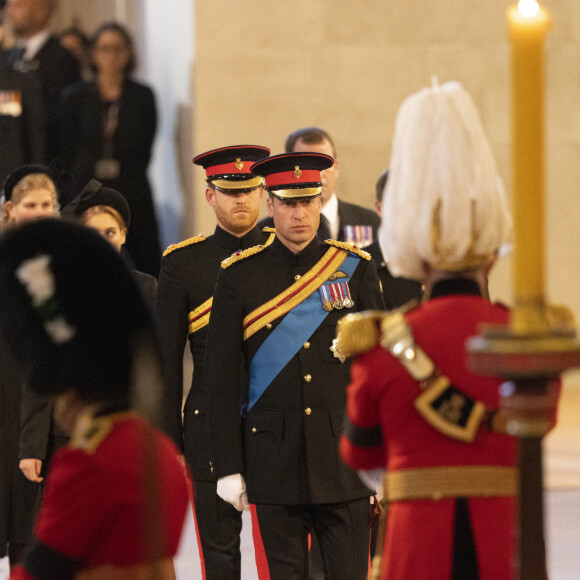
[365,168,423,310]
[61,179,157,309]
[259,127,380,248]
[156,145,271,580]
[0,52,45,186]
[205,152,385,579]
[3,0,81,161]
[57,22,161,277]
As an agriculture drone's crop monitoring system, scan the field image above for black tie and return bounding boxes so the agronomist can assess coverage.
[318,214,332,241]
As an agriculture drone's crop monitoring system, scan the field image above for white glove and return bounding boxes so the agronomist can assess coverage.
[216,473,250,511]
[357,468,386,496]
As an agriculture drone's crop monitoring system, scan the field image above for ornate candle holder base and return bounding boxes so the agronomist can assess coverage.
[467,325,580,580]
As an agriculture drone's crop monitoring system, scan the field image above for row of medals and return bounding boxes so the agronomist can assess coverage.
[323,297,354,311]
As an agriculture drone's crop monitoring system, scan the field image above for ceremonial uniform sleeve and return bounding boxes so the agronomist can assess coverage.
[20,451,104,579]
[356,258,386,311]
[155,256,188,448]
[205,267,245,479]
[340,347,386,470]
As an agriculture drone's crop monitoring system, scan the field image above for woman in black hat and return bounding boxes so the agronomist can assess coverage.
[0,219,188,580]
[1,165,59,230]
[62,179,157,309]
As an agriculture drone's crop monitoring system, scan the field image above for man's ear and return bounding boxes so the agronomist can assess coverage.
[266,196,274,217]
[205,186,216,207]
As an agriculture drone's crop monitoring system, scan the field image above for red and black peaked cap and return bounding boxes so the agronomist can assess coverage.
[250,152,334,199]
[192,145,270,193]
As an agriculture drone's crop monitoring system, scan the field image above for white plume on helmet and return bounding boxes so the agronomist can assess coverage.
[379,80,512,281]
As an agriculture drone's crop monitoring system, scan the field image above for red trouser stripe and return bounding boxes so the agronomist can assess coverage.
[250,504,271,580]
[185,472,207,580]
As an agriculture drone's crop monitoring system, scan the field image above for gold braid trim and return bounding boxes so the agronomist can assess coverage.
[261,226,276,234]
[243,247,348,341]
[221,232,276,269]
[385,466,518,502]
[188,297,213,335]
[325,239,371,261]
[163,235,206,257]
[337,300,420,357]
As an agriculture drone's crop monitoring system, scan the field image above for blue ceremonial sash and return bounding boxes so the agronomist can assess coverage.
[247,253,359,412]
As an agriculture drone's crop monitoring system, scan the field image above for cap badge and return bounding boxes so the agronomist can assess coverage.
[294,166,302,179]
[235,158,244,171]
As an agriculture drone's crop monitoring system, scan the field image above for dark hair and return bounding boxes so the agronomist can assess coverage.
[59,26,90,50]
[375,169,389,202]
[285,127,337,157]
[90,21,136,75]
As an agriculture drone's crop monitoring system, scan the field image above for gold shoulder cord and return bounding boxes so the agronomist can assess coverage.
[163,235,207,257]
[221,232,276,269]
[325,239,371,261]
[380,313,487,442]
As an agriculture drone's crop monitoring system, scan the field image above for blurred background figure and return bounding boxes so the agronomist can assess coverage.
[0,1,46,186]
[0,164,59,571]
[62,178,157,308]
[58,25,91,81]
[57,21,161,276]
[0,219,188,580]
[2,0,80,162]
[365,168,423,310]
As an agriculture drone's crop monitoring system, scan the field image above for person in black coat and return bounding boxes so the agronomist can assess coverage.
[259,127,380,248]
[0,52,45,186]
[156,145,271,580]
[57,22,161,277]
[205,153,385,579]
[3,0,81,161]
[365,169,423,310]
[61,179,158,309]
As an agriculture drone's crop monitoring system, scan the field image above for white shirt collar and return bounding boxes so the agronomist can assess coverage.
[321,193,339,239]
[20,29,51,61]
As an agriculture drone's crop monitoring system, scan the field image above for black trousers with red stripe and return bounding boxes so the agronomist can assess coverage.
[253,498,371,580]
[193,480,243,579]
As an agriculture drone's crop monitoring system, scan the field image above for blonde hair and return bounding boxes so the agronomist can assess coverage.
[80,205,127,232]
[1,173,59,227]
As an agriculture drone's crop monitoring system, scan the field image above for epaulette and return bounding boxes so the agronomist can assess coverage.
[262,226,276,233]
[221,243,268,269]
[337,299,420,357]
[163,235,207,257]
[324,239,371,261]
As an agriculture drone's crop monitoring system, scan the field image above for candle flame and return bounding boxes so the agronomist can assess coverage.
[518,0,540,18]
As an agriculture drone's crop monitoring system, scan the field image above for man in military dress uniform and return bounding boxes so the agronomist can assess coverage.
[205,152,385,579]
[155,145,271,579]
[338,81,537,580]
[259,127,380,248]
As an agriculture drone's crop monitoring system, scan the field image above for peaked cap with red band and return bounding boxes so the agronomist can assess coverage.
[192,145,270,193]
[250,152,334,199]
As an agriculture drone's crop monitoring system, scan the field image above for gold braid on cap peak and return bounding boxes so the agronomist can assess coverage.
[325,240,371,261]
[429,200,495,272]
[163,235,207,256]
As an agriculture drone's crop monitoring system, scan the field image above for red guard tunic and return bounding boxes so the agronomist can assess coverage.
[11,412,189,580]
[340,281,520,580]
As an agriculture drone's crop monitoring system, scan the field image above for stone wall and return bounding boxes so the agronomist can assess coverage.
[193,0,580,328]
